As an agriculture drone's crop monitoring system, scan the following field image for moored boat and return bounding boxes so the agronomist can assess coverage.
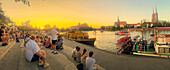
[64,31,96,46]
[116,27,170,56]
[115,31,130,35]
[154,27,170,54]
[115,36,132,54]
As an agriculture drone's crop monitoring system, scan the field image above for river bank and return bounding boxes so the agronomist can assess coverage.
[122,28,154,31]
[63,38,170,70]
[1,38,170,70]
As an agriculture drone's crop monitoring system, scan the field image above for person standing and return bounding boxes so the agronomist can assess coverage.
[50,27,59,54]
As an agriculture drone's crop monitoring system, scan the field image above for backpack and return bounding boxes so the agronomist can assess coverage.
[77,63,84,70]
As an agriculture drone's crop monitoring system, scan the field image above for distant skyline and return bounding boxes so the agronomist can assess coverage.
[1,0,170,28]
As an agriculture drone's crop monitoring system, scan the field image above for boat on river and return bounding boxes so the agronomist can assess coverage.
[64,31,96,46]
[115,31,130,35]
[154,27,170,54]
[115,36,132,54]
[116,27,170,56]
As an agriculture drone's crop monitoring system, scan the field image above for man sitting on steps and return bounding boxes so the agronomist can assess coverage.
[86,51,96,70]
[25,35,49,67]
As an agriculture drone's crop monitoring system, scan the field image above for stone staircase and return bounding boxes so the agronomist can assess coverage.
[0,39,77,70]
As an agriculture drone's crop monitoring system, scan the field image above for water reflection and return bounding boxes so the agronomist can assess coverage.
[86,31,154,52]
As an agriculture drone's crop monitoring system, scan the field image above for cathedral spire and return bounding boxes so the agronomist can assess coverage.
[153,7,154,14]
[117,16,120,23]
[156,6,157,13]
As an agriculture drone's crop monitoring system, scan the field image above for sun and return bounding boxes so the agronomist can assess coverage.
[40,27,44,29]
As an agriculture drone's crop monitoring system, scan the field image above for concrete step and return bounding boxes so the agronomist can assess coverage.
[42,47,77,70]
[18,47,39,70]
[0,41,22,70]
[0,40,16,60]
[58,45,105,70]
[19,40,51,70]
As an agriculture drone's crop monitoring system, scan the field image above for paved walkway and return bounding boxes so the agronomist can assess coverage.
[64,39,170,70]
[1,38,170,70]
[0,39,77,70]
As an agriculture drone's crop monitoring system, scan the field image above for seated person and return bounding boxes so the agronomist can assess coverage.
[86,51,96,70]
[24,34,31,47]
[40,37,45,46]
[81,48,87,70]
[1,33,9,46]
[21,32,24,39]
[9,29,15,40]
[25,35,49,67]
[56,35,64,50]
[45,38,51,48]
[0,26,5,42]
[76,47,81,63]
[72,46,79,60]
[36,36,43,49]
[16,31,20,43]
[24,33,29,40]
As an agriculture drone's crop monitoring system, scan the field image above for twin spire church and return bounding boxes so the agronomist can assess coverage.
[152,7,159,23]
[114,7,160,28]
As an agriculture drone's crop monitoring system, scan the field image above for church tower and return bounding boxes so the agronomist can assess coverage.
[152,8,155,22]
[152,7,159,23]
[117,16,120,23]
[155,7,158,22]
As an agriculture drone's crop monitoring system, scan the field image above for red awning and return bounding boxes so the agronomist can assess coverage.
[155,27,170,30]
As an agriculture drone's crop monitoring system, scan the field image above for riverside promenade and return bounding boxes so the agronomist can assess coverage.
[0,39,170,70]
[63,39,170,70]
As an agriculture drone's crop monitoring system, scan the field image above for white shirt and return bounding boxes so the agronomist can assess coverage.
[72,48,76,58]
[51,29,58,40]
[25,40,40,62]
[25,38,30,42]
[86,57,96,70]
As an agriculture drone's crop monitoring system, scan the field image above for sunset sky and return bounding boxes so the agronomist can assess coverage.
[1,0,170,28]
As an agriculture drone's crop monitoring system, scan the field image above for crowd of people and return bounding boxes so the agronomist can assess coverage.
[24,27,64,67]
[24,27,97,69]
[0,25,97,69]
[72,46,97,70]
[0,26,24,46]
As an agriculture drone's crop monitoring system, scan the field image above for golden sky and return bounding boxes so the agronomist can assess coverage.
[1,0,170,28]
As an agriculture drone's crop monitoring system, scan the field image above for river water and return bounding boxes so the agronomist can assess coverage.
[86,31,154,52]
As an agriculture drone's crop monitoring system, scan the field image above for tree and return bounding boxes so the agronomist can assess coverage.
[100,26,105,30]
[111,26,117,31]
[60,28,65,32]
[44,24,51,29]
[166,23,170,27]
[129,25,134,28]
[157,23,162,27]
[15,0,30,7]
[79,27,93,31]
[66,28,70,31]
[0,3,13,25]
[148,23,151,28]
[124,24,129,28]
[117,24,120,30]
